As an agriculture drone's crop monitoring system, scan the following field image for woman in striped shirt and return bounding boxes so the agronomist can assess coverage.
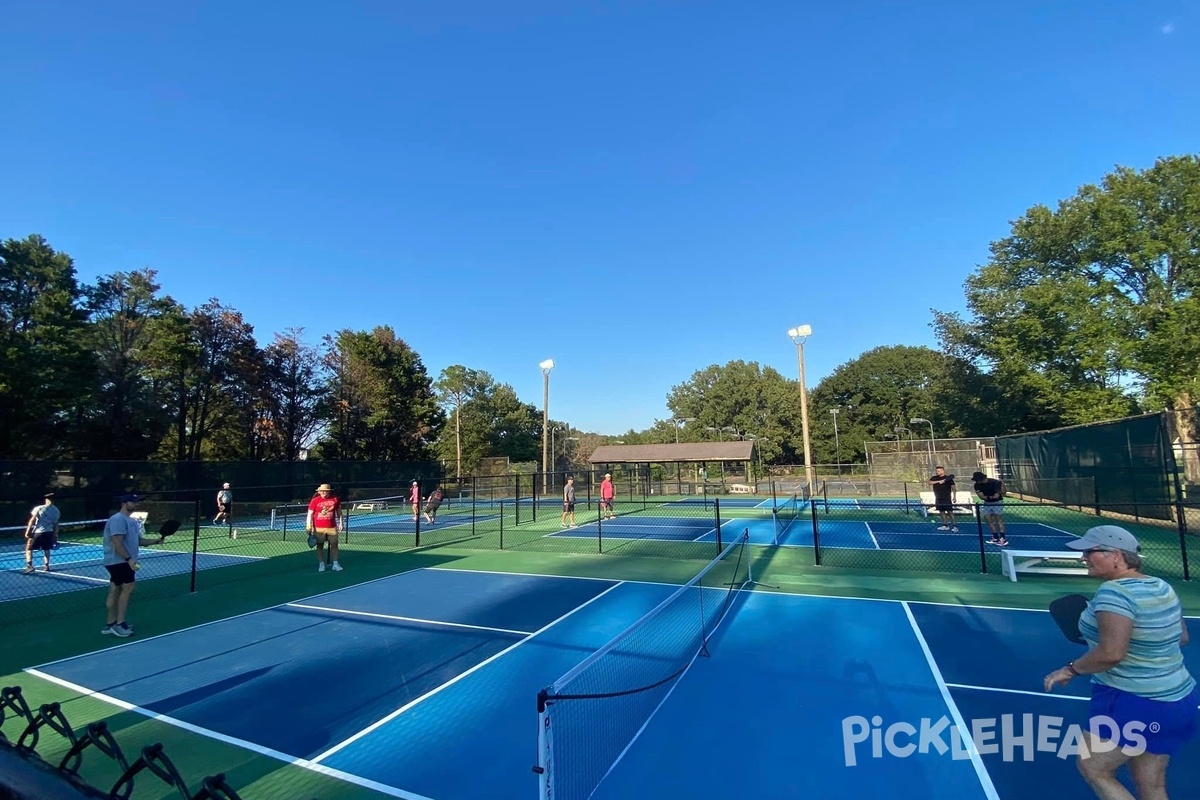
[1044,525,1197,799]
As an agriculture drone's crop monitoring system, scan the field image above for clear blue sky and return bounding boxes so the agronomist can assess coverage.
[3,1,1196,435]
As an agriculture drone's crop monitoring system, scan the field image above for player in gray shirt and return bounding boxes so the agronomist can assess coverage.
[23,492,61,573]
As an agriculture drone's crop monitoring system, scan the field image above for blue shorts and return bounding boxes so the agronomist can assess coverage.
[1088,682,1199,755]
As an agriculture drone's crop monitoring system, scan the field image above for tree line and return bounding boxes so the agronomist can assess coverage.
[3,155,1196,471]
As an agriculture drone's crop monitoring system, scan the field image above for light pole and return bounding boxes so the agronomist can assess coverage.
[830,408,841,475]
[540,359,554,493]
[787,325,816,492]
[910,417,935,468]
[669,416,696,443]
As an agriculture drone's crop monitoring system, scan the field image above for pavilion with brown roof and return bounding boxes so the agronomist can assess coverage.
[587,441,760,494]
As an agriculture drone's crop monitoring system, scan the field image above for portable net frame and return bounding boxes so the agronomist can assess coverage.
[534,532,751,799]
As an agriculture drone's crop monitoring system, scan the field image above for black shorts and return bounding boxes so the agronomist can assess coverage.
[105,563,136,586]
[563,501,575,512]
[934,502,954,512]
[30,531,55,551]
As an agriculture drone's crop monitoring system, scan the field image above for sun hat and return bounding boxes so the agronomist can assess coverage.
[1066,525,1140,553]
[316,483,332,492]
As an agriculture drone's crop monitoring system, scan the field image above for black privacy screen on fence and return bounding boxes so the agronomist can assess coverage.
[996,412,1177,521]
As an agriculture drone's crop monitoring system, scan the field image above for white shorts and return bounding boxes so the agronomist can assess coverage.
[981,501,1004,517]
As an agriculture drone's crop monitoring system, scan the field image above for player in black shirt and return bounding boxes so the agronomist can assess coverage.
[928,466,958,532]
[971,471,1008,545]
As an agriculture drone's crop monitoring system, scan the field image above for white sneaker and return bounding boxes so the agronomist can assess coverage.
[318,563,325,573]
[937,525,949,531]
[331,562,343,572]
[951,526,959,532]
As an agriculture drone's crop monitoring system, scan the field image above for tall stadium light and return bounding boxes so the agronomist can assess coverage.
[830,407,842,475]
[540,359,555,493]
[787,326,816,492]
[669,416,696,443]
[911,417,935,467]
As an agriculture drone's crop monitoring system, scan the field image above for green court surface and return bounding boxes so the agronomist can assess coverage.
[4,494,1199,799]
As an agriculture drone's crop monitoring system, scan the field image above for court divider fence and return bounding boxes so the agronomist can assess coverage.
[2,470,1195,626]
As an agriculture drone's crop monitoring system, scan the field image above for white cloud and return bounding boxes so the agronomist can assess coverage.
[1161,22,1175,34]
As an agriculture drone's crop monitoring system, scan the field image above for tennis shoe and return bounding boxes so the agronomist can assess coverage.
[103,623,133,637]
[318,563,325,573]
[951,526,959,532]
[937,525,949,531]
[331,562,343,571]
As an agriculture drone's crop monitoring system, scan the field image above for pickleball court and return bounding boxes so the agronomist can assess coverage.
[24,553,1200,799]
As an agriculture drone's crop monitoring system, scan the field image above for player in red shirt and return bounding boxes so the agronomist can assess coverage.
[306,483,343,572]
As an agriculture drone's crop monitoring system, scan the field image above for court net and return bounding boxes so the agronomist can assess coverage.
[535,532,751,799]
[771,484,810,545]
[0,519,107,549]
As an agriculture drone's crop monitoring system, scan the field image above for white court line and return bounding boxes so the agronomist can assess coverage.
[16,569,109,585]
[23,668,436,800]
[421,566,1200,618]
[944,682,1088,702]
[902,601,1001,800]
[285,603,533,637]
[863,522,881,549]
[309,580,628,764]
[28,566,434,669]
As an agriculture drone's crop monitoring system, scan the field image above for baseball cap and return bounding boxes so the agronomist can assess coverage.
[118,493,142,503]
[1066,525,1140,553]
[971,471,987,482]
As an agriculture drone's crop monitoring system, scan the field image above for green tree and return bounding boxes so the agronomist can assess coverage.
[806,345,961,464]
[935,155,1200,425]
[79,269,180,458]
[666,360,799,463]
[150,300,263,461]
[316,327,443,461]
[434,365,492,477]
[261,328,326,461]
[0,235,94,458]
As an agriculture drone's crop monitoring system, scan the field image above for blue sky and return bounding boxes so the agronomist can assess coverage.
[3,1,1197,435]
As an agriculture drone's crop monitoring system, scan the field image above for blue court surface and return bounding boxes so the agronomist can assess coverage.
[546,513,1086,555]
[0,542,261,600]
[24,568,1200,799]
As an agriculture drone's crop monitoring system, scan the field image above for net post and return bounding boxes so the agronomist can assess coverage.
[597,501,603,554]
[190,490,201,594]
[1172,463,1191,581]
[904,482,911,514]
[822,479,829,513]
[499,500,504,549]
[532,472,538,524]
[534,689,554,795]
[515,474,522,526]
[414,480,421,548]
[714,497,722,553]
[975,503,988,574]
[811,492,822,566]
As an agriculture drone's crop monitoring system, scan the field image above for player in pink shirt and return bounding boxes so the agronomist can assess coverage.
[305,483,343,572]
[409,480,420,521]
[599,473,616,519]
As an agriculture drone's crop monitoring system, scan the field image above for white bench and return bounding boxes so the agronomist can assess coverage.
[918,490,975,515]
[1001,549,1088,582]
[729,484,754,494]
[354,501,388,511]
